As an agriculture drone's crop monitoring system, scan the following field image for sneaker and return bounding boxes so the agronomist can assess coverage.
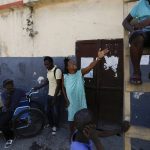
[52,126,57,135]
[44,124,50,129]
[4,139,14,149]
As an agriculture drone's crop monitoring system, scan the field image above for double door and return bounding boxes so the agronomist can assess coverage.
[76,39,123,127]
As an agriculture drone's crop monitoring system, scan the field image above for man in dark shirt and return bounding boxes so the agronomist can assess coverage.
[0,79,26,149]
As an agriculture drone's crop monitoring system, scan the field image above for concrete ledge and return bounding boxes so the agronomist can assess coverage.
[126,82,150,92]
[126,125,150,141]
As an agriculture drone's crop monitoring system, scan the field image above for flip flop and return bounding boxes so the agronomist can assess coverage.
[4,139,13,149]
[130,74,142,85]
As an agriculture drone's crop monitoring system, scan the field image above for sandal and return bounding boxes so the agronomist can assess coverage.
[4,139,14,149]
[130,74,142,85]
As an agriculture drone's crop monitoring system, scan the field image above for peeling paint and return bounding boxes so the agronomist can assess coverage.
[33,71,37,76]
[0,11,10,19]
[133,92,144,100]
[22,6,38,38]
[37,76,44,84]
[104,55,119,77]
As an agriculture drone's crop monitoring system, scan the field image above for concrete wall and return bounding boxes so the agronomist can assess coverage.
[0,0,124,106]
[0,0,124,57]
[0,0,150,129]
[0,57,64,109]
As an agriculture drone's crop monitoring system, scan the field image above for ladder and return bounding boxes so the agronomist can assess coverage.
[123,0,150,150]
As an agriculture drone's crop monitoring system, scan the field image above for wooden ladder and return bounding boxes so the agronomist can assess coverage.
[123,0,150,150]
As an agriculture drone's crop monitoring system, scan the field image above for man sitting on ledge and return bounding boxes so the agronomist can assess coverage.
[122,0,150,84]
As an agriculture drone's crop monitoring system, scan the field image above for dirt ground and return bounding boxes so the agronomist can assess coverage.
[0,123,149,150]
[0,123,123,150]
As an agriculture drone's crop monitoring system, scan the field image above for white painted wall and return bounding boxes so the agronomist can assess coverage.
[0,0,124,57]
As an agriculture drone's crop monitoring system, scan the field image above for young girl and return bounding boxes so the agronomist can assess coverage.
[62,49,109,138]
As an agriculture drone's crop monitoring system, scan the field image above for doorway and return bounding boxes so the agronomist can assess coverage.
[76,39,123,128]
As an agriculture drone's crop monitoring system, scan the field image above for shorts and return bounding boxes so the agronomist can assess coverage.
[129,30,150,47]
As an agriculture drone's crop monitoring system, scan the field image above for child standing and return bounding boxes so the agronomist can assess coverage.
[62,49,109,138]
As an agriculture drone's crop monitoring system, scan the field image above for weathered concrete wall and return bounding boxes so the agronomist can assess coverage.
[0,0,149,129]
[0,57,64,89]
[0,0,124,57]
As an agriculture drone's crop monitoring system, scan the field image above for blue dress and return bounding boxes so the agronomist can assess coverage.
[64,70,87,121]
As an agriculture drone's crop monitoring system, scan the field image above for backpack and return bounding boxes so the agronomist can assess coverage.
[54,67,62,95]
[54,67,57,80]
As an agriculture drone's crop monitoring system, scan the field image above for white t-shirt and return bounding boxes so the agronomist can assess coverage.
[47,66,62,96]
